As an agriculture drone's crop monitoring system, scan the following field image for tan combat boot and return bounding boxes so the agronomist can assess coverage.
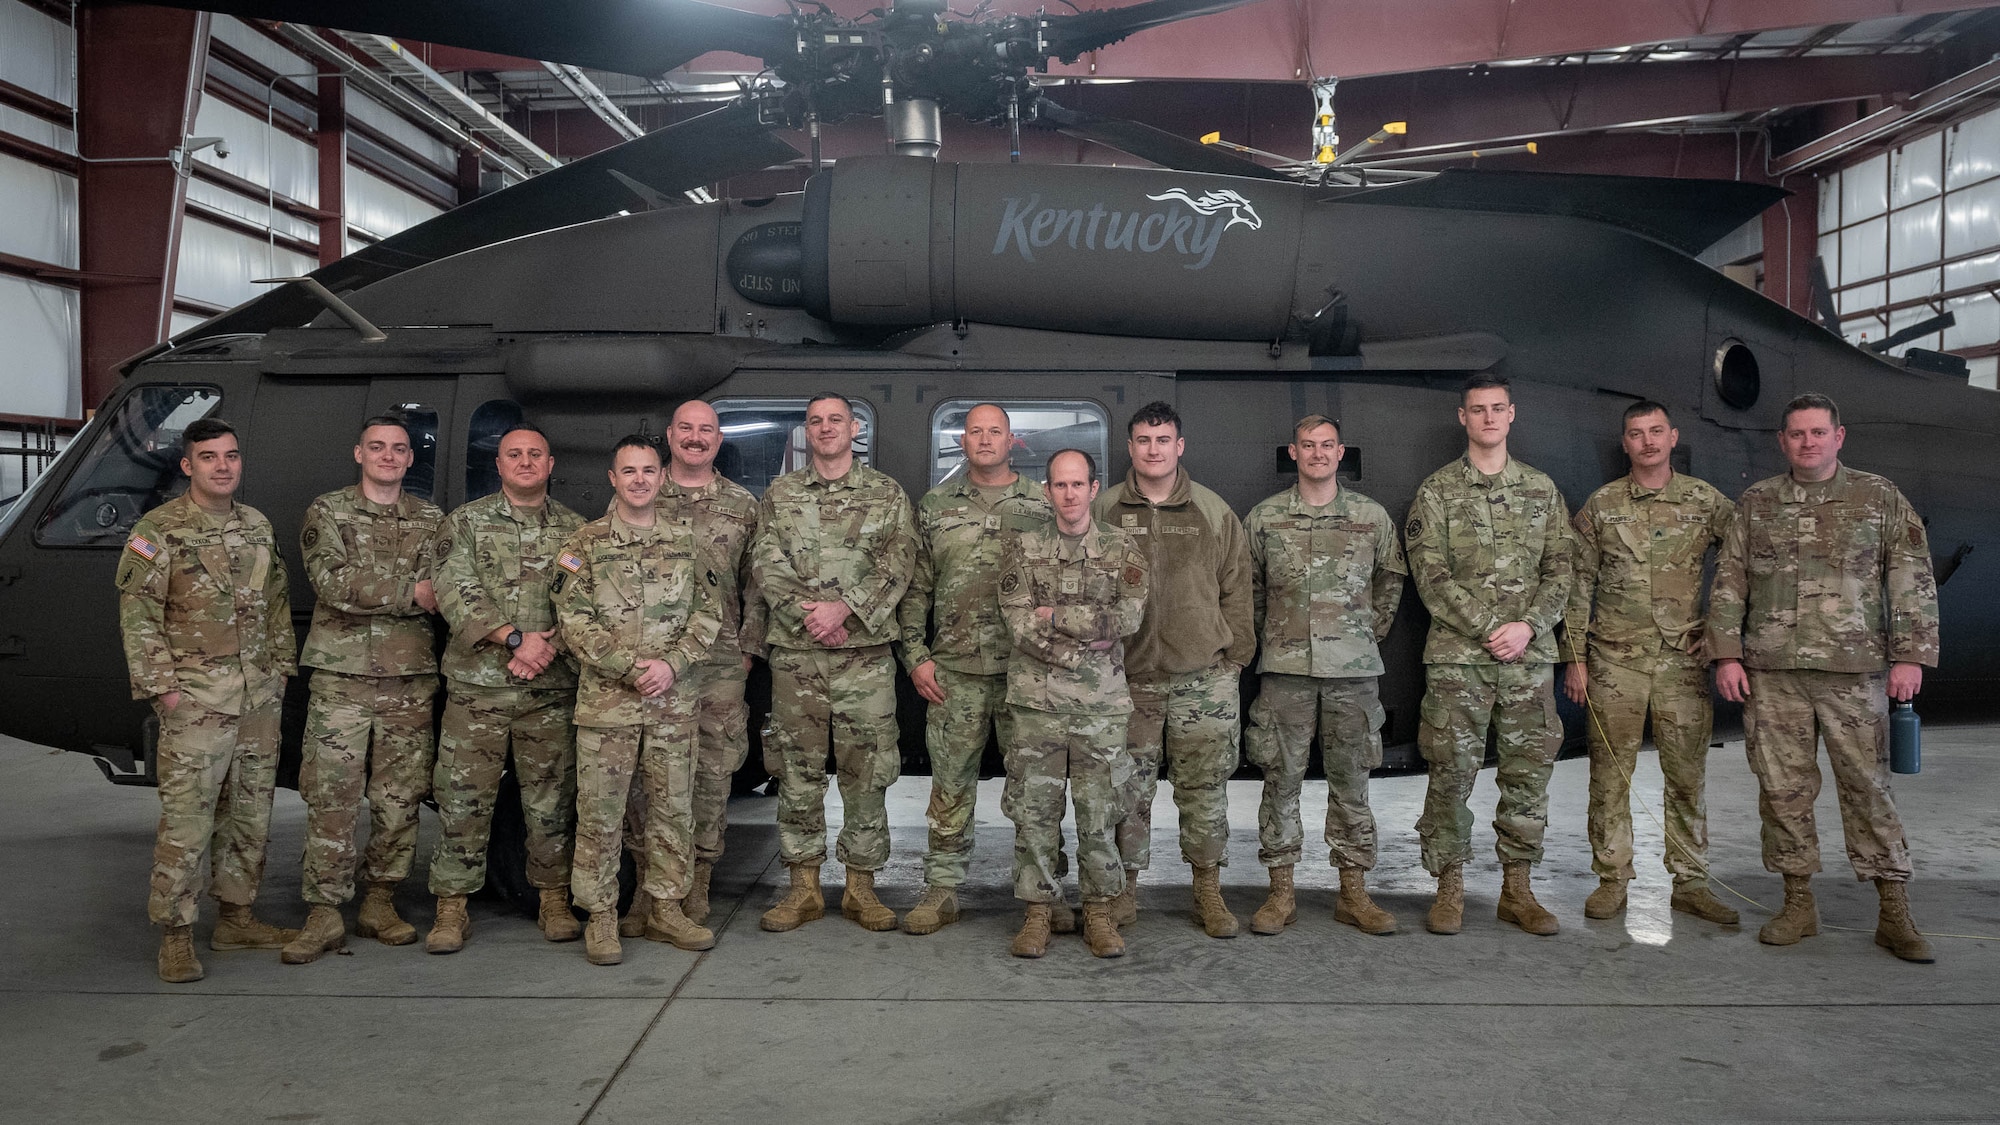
[645,898,717,951]
[356,881,417,946]
[281,905,347,965]
[1670,881,1740,925]
[1111,870,1139,928]
[1873,879,1935,963]
[1190,864,1240,938]
[1082,901,1125,958]
[157,924,204,983]
[841,868,898,932]
[1584,877,1628,920]
[902,886,960,935]
[210,903,299,951]
[538,888,582,942]
[1250,864,1297,935]
[620,888,652,940]
[1427,865,1464,935]
[1010,904,1053,958]
[685,860,714,926]
[760,863,825,932]
[1757,875,1818,946]
[1335,867,1397,935]
[1496,860,1559,935]
[584,910,622,966]
[427,894,470,954]
[1050,900,1077,934]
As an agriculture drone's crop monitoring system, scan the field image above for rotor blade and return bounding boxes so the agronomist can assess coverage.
[152,0,796,76]
[1867,311,1955,354]
[1037,99,1291,181]
[176,101,800,341]
[1040,0,1267,63]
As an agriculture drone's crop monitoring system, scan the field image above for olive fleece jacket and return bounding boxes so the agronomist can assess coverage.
[1092,466,1255,679]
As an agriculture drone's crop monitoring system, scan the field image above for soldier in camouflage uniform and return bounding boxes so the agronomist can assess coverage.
[1243,416,1406,937]
[998,448,1147,959]
[1406,374,1572,937]
[116,418,298,983]
[1561,401,1739,927]
[426,423,586,953]
[1708,393,1940,962]
[751,392,918,933]
[554,436,721,965]
[1092,401,1256,939]
[282,415,445,964]
[896,403,1055,936]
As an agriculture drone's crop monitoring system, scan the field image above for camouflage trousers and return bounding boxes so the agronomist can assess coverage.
[763,644,899,871]
[1744,668,1911,881]
[1582,652,1713,886]
[1118,661,1241,871]
[690,660,751,864]
[149,695,282,927]
[298,670,438,906]
[1245,673,1385,870]
[919,666,1014,888]
[575,695,697,913]
[1416,662,1561,874]
[1003,707,1128,904]
[428,682,577,897]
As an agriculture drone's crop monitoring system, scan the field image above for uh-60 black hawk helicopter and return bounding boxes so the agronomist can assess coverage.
[3,0,1995,843]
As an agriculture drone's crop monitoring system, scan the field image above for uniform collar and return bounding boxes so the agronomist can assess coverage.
[1776,462,1850,503]
[1283,483,1347,515]
[661,473,722,500]
[495,491,556,525]
[608,509,658,543]
[1058,522,1112,560]
[945,471,1035,502]
[350,485,419,516]
[807,461,866,490]
[177,493,241,528]
[1116,465,1192,508]
[1455,454,1524,488]
[1623,471,1685,502]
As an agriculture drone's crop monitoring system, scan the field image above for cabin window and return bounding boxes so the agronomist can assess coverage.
[709,397,877,497]
[464,399,524,501]
[928,399,1110,488]
[32,385,223,547]
[385,406,440,502]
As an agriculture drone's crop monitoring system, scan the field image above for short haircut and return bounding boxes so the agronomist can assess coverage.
[1047,447,1098,483]
[1292,414,1341,442]
[806,391,854,416]
[1127,400,1182,436]
[357,413,413,442]
[1621,400,1672,427]
[498,422,551,448]
[182,418,236,449]
[1461,372,1511,403]
[612,433,661,459]
[1783,392,1841,429]
[965,402,1012,427]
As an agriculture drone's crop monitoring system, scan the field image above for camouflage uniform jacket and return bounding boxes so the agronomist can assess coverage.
[751,461,917,651]
[1405,455,1574,665]
[116,494,296,713]
[1561,471,1733,670]
[1247,484,1407,678]
[433,491,584,688]
[896,474,1054,676]
[299,486,443,677]
[999,522,1149,715]
[655,473,764,665]
[551,512,722,728]
[1091,467,1255,679]
[1706,463,1939,672]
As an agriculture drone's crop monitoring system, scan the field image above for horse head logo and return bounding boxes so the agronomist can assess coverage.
[1145,188,1264,232]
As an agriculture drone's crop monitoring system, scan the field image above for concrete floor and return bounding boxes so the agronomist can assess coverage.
[2,728,1996,1125]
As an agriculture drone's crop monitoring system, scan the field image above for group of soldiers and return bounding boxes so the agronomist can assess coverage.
[115,377,1942,983]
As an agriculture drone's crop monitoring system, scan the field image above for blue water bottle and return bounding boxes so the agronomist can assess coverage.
[1890,702,1921,775]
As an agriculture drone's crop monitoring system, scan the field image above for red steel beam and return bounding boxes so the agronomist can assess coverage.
[77,5,210,412]
[317,74,345,264]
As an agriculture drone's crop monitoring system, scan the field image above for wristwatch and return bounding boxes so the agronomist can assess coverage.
[505,628,524,651]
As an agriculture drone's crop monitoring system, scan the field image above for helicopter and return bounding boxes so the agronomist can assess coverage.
[3,0,1995,843]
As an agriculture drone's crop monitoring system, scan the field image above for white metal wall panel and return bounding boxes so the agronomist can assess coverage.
[1943,292,1999,352]
[1891,132,1942,208]
[209,16,314,82]
[175,216,314,310]
[1817,172,1839,228]
[1840,216,1887,280]
[1841,154,1889,223]
[0,274,81,419]
[0,105,74,154]
[1968,356,1997,389]
[1888,198,1940,273]
[0,153,77,268]
[1944,178,2000,261]
[0,1,75,107]
[184,175,318,243]
[189,97,320,208]
[1946,108,2000,190]
[170,311,209,338]
[348,92,457,172]
[1944,250,2000,292]
[345,166,441,240]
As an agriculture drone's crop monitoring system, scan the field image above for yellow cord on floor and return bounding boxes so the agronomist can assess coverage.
[1581,693,1997,943]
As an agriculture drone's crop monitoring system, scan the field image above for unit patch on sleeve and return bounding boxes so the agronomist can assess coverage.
[558,551,585,574]
[127,535,159,561]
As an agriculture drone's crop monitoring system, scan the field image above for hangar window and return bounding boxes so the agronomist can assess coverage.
[32,385,222,547]
[1712,341,1760,410]
[465,399,524,500]
[929,400,1110,488]
[710,397,876,497]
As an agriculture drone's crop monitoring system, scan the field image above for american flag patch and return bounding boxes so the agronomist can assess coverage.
[128,536,159,560]
[558,552,584,573]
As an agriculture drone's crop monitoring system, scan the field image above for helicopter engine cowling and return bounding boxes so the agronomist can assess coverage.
[801,155,1304,340]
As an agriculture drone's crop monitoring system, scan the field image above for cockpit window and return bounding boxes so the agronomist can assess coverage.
[928,399,1109,487]
[32,385,222,547]
[465,399,524,501]
[709,397,876,497]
